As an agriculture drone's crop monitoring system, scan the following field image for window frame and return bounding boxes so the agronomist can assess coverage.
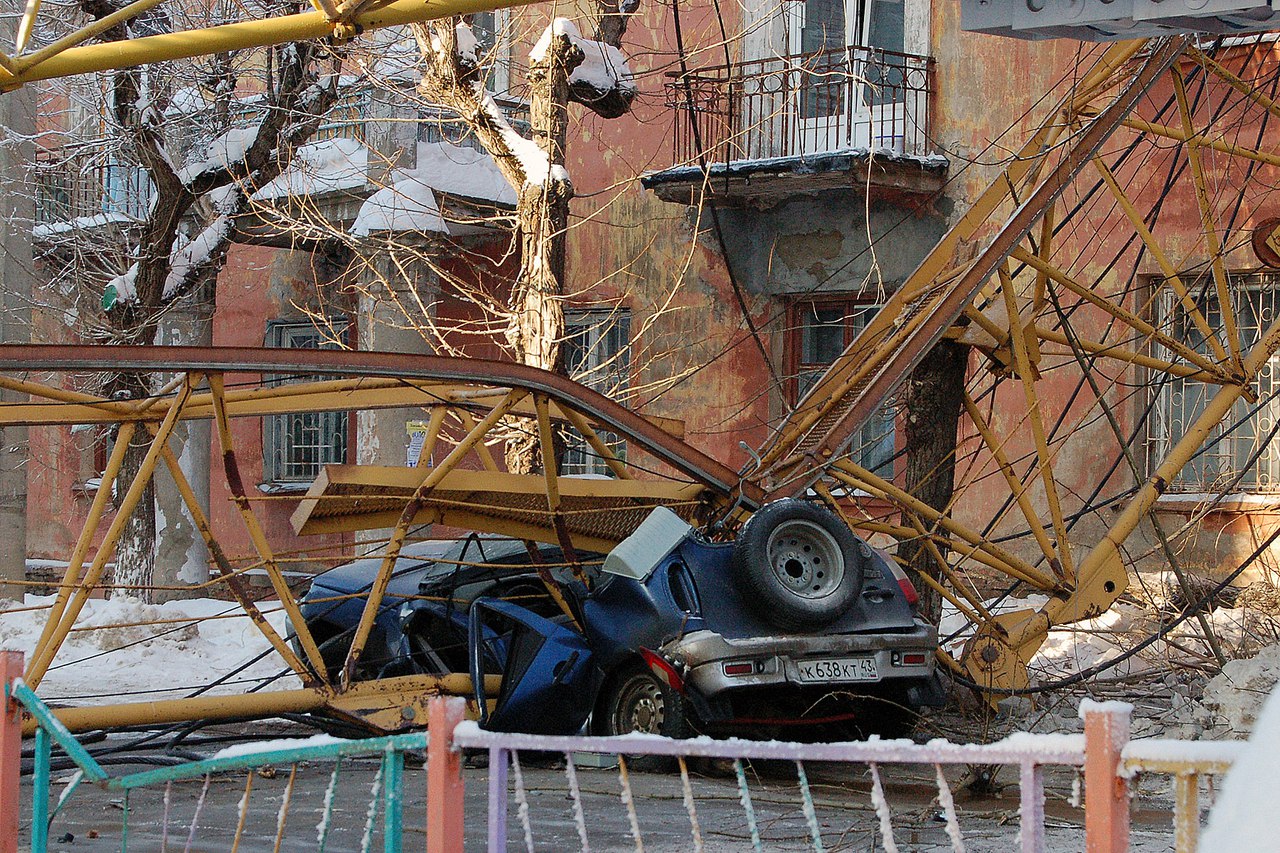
[787,295,898,479]
[561,308,631,477]
[261,319,351,486]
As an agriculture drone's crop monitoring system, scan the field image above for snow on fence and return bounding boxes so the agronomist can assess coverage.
[0,648,1247,853]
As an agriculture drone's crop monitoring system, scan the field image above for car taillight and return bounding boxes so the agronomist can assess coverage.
[722,661,755,677]
[894,652,927,666]
[640,648,685,693]
[897,575,919,607]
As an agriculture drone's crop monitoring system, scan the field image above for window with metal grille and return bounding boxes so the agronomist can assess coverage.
[561,310,630,477]
[263,322,348,483]
[790,298,896,478]
[1153,273,1280,492]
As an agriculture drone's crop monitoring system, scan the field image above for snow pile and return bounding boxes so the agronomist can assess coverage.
[0,594,300,704]
[1173,643,1280,737]
[253,137,370,200]
[1200,682,1280,849]
[212,733,342,760]
[351,141,514,236]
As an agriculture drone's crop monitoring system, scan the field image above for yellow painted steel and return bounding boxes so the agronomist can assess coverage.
[0,0,549,88]
[208,375,330,681]
[26,379,195,688]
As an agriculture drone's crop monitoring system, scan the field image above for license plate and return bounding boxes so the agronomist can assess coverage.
[796,656,879,683]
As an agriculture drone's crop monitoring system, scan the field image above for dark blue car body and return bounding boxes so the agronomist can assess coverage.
[299,525,939,738]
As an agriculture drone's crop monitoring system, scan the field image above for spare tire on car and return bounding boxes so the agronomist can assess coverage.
[731,499,864,632]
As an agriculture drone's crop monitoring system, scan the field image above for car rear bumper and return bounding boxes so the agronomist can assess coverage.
[662,622,938,698]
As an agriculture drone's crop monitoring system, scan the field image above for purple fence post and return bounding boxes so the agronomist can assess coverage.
[1084,701,1132,853]
[487,747,508,853]
[1019,760,1046,853]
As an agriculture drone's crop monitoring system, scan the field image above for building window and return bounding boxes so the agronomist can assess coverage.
[562,310,630,476]
[790,299,896,478]
[263,321,348,483]
[1155,273,1280,492]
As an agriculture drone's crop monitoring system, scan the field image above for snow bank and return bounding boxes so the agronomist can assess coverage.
[0,594,300,704]
[253,137,369,200]
[1201,683,1280,849]
[351,141,514,236]
[213,733,342,760]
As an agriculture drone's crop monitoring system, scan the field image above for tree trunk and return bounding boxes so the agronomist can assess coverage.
[110,373,157,602]
[503,31,579,475]
[899,340,969,625]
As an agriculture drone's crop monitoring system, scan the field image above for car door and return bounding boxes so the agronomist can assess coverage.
[468,598,597,735]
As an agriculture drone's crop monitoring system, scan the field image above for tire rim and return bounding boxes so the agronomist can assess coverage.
[614,673,665,735]
[765,519,845,600]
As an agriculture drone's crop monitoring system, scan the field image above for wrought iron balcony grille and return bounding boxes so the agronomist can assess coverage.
[665,45,935,165]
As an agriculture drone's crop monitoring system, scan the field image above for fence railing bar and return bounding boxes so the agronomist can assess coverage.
[510,750,534,853]
[869,761,899,853]
[182,774,211,853]
[795,760,826,853]
[487,747,508,853]
[231,772,253,853]
[316,759,340,853]
[677,756,704,853]
[360,763,384,853]
[110,732,428,789]
[48,769,83,825]
[11,682,107,782]
[161,779,172,853]
[733,758,763,853]
[1018,761,1045,853]
[933,763,966,853]
[451,729,1085,766]
[273,764,298,853]
[617,755,645,853]
[563,752,590,853]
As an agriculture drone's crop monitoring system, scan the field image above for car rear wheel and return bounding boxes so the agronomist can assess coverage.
[732,499,863,631]
[596,663,691,770]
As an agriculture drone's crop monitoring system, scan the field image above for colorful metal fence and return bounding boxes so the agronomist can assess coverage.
[0,649,1249,853]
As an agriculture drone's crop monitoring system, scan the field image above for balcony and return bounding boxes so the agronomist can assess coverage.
[644,45,946,207]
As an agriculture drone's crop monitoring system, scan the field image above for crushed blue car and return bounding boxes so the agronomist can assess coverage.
[298,499,941,739]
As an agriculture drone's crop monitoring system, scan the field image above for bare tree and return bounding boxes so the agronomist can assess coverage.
[35,2,346,600]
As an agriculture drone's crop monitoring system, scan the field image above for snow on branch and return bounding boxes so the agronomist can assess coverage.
[532,18,636,119]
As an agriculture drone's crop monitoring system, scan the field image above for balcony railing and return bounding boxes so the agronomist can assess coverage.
[34,146,154,226]
[665,45,935,166]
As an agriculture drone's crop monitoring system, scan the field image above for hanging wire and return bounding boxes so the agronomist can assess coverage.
[868,763,898,853]
[934,764,966,853]
[795,760,826,853]
[563,752,591,853]
[511,751,535,853]
[733,758,763,853]
[617,755,646,853]
[182,774,212,853]
[677,756,705,853]
[316,758,342,853]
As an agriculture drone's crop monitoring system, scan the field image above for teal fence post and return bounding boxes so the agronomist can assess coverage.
[31,727,50,853]
[383,746,404,853]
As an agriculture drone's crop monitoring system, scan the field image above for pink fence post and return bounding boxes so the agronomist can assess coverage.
[427,695,467,853]
[1,651,23,853]
[1084,700,1132,853]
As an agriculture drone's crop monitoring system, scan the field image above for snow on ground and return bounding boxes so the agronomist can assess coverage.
[0,594,300,704]
[1200,683,1280,850]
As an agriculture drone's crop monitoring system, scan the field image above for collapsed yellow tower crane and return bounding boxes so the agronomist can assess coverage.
[4,0,1280,729]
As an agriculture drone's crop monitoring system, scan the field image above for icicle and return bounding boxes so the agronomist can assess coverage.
[360,764,384,853]
[182,775,211,853]
[677,756,704,853]
[316,759,342,851]
[511,751,535,853]
[563,753,590,853]
[795,761,826,853]
[617,755,645,853]
[869,763,898,853]
[933,764,966,853]
[734,759,763,853]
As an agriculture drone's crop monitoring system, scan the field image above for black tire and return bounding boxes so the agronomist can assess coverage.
[595,663,692,771]
[732,499,863,631]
